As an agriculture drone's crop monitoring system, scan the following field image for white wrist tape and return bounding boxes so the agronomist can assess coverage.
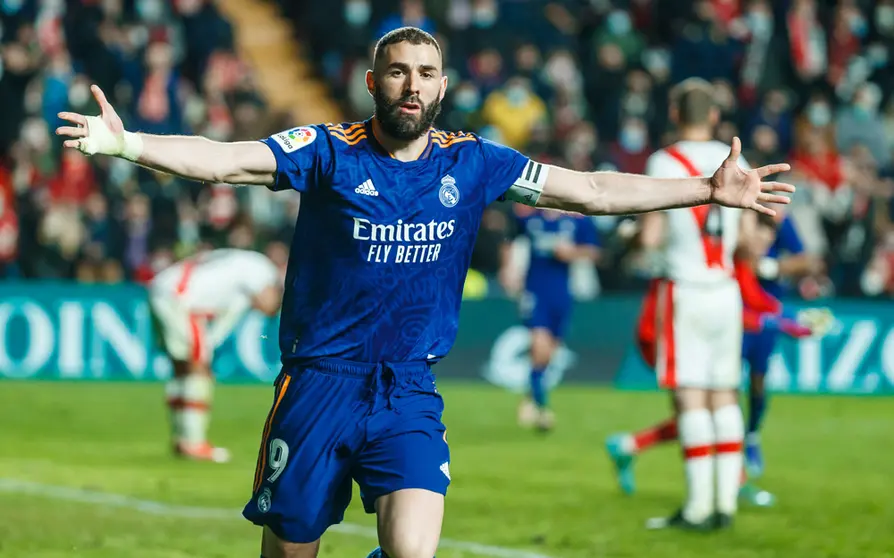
[77,115,143,162]
[757,257,780,280]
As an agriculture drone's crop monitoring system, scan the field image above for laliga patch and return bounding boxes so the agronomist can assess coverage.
[273,126,316,153]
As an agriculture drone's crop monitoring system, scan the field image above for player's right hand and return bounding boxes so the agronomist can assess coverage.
[552,242,578,262]
[56,85,130,158]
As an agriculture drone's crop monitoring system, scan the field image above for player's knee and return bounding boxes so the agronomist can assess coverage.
[379,535,437,558]
[710,389,739,410]
[674,387,709,411]
[261,526,320,558]
[750,374,766,396]
[529,329,554,367]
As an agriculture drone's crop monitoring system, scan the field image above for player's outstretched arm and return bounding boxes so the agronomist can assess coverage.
[55,85,276,186]
[535,138,794,216]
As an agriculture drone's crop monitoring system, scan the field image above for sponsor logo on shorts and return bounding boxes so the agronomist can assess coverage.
[257,487,272,513]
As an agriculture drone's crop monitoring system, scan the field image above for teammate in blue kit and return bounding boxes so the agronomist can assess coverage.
[57,26,794,558]
[506,208,600,431]
[740,211,823,476]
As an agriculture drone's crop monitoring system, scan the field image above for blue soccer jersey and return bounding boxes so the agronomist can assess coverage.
[515,210,599,338]
[760,214,804,298]
[261,120,533,364]
[518,210,600,300]
[243,121,545,542]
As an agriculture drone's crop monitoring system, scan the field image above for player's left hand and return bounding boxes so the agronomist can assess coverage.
[709,137,795,216]
[797,307,836,338]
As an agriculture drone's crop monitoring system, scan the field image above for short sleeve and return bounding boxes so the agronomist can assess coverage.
[777,215,804,254]
[575,217,600,247]
[478,137,535,204]
[260,125,333,193]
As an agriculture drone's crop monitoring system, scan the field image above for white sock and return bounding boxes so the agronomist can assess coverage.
[181,374,213,446]
[164,378,184,442]
[678,408,715,522]
[713,404,745,515]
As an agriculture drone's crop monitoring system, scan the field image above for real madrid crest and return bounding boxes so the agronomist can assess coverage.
[258,487,272,513]
[439,175,460,208]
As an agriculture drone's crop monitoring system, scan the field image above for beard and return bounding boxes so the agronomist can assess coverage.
[373,88,442,141]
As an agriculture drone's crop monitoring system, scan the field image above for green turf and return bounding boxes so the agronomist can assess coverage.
[0,381,891,557]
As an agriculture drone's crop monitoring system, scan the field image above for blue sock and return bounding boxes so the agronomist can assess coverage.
[530,366,547,409]
[748,387,767,435]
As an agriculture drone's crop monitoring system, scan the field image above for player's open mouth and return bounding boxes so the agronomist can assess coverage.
[399,102,421,114]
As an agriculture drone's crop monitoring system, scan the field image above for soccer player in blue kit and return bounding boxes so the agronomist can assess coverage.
[56,26,795,558]
[506,208,600,431]
[741,211,823,476]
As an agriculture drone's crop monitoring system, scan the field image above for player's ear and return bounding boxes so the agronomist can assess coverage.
[439,75,448,102]
[669,105,679,126]
[709,106,721,127]
[365,70,375,98]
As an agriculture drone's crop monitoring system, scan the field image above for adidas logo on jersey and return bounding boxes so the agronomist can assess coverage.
[354,179,379,197]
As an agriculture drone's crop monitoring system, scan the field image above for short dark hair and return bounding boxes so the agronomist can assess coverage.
[373,27,442,72]
[756,212,778,231]
[670,78,716,126]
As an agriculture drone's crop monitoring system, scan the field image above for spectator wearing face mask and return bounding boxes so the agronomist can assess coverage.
[443,81,486,133]
[747,89,794,155]
[481,76,547,150]
[593,9,645,69]
[836,82,890,170]
[609,117,651,174]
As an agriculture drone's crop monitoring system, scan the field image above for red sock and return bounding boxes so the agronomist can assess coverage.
[633,417,678,453]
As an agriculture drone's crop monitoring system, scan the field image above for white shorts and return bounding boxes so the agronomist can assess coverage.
[149,295,212,365]
[637,278,742,390]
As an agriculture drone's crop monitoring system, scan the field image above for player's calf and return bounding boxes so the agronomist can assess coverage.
[528,328,555,412]
[675,388,715,523]
[375,489,443,558]
[711,390,744,517]
[746,372,767,476]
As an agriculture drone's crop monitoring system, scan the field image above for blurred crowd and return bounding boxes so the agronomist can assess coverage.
[3,0,894,299]
[0,0,294,283]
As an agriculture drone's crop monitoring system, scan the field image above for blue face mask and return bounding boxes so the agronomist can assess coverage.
[607,10,632,35]
[454,90,480,112]
[1,0,24,16]
[344,1,371,26]
[807,103,831,127]
[620,127,646,152]
[506,86,528,106]
[472,8,497,28]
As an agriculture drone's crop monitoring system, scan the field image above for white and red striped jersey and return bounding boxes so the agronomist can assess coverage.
[150,248,280,316]
[645,140,749,284]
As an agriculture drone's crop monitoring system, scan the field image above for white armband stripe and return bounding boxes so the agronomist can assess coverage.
[504,160,550,206]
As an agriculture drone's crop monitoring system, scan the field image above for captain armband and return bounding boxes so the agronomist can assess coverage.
[503,160,550,206]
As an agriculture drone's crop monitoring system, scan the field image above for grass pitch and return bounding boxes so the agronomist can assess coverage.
[0,381,891,557]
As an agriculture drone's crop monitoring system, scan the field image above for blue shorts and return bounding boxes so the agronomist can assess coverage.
[521,292,572,339]
[742,329,778,375]
[242,358,450,543]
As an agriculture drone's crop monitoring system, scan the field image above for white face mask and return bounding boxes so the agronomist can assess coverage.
[878,6,894,32]
[620,126,646,152]
[807,103,831,127]
[69,83,90,107]
[136,0,164,23]
[344,0,371,26]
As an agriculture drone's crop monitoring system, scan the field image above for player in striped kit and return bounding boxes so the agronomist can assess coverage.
[614,79,756,530]
[149,248,283,462]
